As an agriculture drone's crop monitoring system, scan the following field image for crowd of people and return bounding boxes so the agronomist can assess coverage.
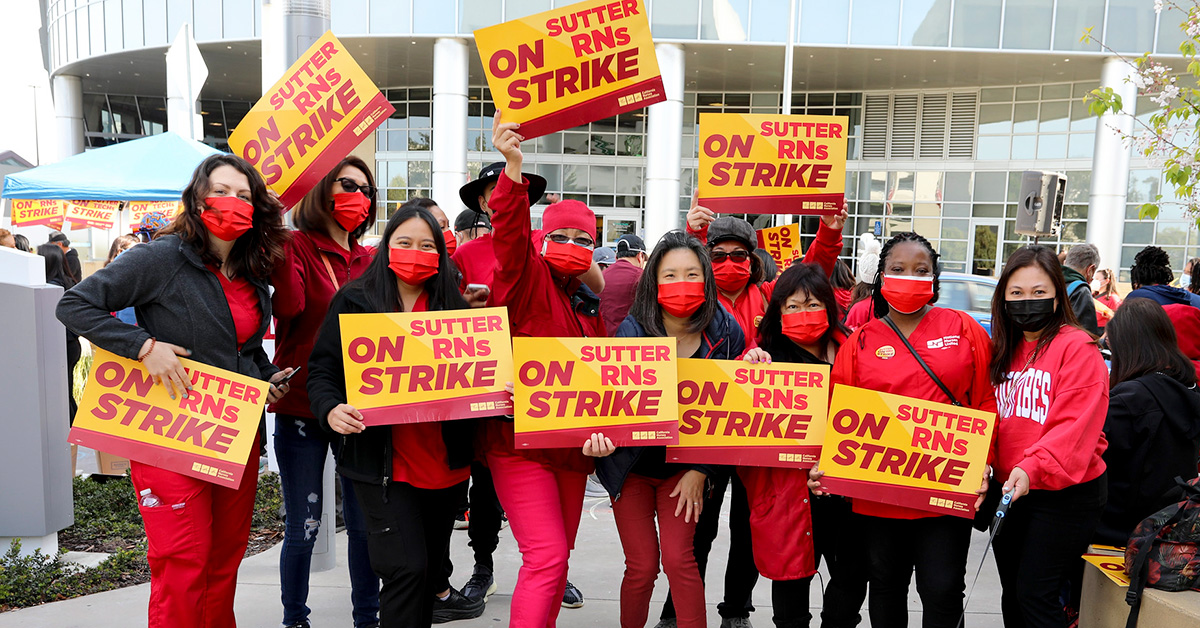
[7,109,1194,628]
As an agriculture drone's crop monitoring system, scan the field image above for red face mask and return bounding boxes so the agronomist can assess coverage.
[202,196,255,242]
[713,258,752,293]
[332,192,371,233]
[388,247,439,285]
[442,229,457,256]
[658,281,706,318]
[881,275,935,314]
[541,240,593,277]
[781,310,830,346]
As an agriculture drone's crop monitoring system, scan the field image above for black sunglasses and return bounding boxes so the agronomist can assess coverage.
[711,250,751,263]
[337,177,377,199]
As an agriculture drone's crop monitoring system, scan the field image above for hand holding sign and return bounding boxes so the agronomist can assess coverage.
[327,403,366,435]
[581,432,616,457]
[820,201,850,231]
[492,110,526,183]
[686,189,717,232]
[138,338,193,401]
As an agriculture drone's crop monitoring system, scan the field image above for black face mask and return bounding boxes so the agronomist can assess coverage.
[1006,297,1057,332]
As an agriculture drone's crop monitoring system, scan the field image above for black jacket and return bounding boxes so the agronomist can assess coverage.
[593,304,744,498]
[1095,372,1200,546]
[64,248,82,284]
[306,285,475,486]
[56,234,277,382]
[1063,266,1100,336]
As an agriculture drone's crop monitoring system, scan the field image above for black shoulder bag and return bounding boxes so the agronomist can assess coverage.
[881,315,963,407]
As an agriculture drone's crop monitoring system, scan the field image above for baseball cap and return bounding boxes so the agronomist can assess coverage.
[593,247,616,265]
[615,234,646,255]
[454,210,491,232]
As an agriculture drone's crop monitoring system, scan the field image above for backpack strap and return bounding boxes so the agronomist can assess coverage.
[882,315,963,407]
[1125,502,1191,628]
[1067,279,1086,296]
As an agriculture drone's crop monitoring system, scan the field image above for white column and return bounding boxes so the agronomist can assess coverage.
[432,38,470,222]
[1086,57,1137,273]
[52,74,84,162]
[643,43,685,248]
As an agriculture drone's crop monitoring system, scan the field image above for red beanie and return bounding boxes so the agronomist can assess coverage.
[541,200,596,242]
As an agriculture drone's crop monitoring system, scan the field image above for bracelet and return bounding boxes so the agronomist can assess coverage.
[138,337,157,362]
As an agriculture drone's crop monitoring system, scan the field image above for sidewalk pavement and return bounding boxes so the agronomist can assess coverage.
[0,493,1004,627]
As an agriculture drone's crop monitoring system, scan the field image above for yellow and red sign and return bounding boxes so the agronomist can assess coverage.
[698,113,848,215]
[1082,554,1130,587]
[68,348,269,488]
[513,337,677,448]
[757,223,804,270]
[668,359,830,468]
[66,200,121,230]
[228,31,394,209]
[817,385,996,518]
[474,0,664,139]
[11,199,66,228]
[339,308,514,425]
[127,200,181,225]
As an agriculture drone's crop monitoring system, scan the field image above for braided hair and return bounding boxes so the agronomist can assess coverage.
[871,232,941,319]
[1129,245,1173,289]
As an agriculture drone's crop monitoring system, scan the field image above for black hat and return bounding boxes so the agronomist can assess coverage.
[458,161,547,214]
[47,230,70,246]
[454,209,492,232]
[615,234,646,256]
[707,217,756,251]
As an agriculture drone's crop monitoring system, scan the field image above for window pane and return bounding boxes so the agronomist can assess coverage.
[1127,170,1161,203]
[701,0,749,41]
[461,0,501,33]
[976,136,1009,160]
[1054,0,1105,51]
[1068,133,1094,158]
[1037,134,1067,159]
[1012,103,1038,133]
[414,1,454,33]
[1039,101,1069,132]
[372,0,412,33]
[333,0,368,33]
[1011,135,1037,159]
[749,0,788,41]
[507,0,551,19]
[652,0,700,39]
[978,103,1012,134]
[144,0,168,46]
[800,0,849,45]
[901,0,949,46]
[223,0,253,39]
[951,0,1001,48]
[974,172,1007,201]
[1157,6,1188,54]
[194,0,223,40]
[1002,0,1052,49]
[138,96,168,134]
[850,0,900,46]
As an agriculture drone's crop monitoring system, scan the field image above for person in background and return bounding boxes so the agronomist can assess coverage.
[453,210,491,248]
[1061,244,1101,336]
[271,156,386,628]
[1186,257,1200,295]
[753,248,779,282]
[1127,246,1200,308]
[830,259,855,317]
[39,243,81,425]
[593,246,616,270]
[844,232,882,329]
[105,235,139,267]
[0,228,15,248]
[136,211,173,243]
[47,230,81,283]
[989,245,1109,627]
[1094,298,1200,547]
[599,234,648,334]
[1092,268,1121,333]
[403,198,458,257]
[13,233,32,253]
[56,153,293,628]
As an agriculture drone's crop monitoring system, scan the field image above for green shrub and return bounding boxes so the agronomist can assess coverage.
[72,350,92,403]
[254,472,284,530]
[0,540,148,610]
[62,475,143,546]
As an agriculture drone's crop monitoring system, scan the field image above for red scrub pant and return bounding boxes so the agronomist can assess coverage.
[130,443,258,628]
[485,447,586,628]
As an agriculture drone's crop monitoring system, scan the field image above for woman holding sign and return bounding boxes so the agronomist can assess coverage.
[306,203,476,627]
[57,154,293,628]
[811,232,995,628]
[271,156,381,628]
[587,230,742,628]
[988,245,1108,627]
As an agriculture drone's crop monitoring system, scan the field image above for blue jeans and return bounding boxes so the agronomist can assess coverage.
[275,414,380,627]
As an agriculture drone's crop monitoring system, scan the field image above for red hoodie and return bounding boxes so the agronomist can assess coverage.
[452,231,496,289]
[1164,303,1200,379]
[269,230,373,418]
[993,326,1108,491]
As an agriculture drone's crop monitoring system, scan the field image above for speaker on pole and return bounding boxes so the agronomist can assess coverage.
[1015,170,1066,237]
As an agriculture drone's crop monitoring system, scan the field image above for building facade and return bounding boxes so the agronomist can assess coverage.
[43,0,1199,281]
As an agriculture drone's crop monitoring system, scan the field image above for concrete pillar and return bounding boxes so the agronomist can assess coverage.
[643,43,685,248]
[432,38,469,223]
[52,74,84,162]
[1087,57,1137,274]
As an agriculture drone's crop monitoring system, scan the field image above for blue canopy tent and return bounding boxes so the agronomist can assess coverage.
[2,132,223,202]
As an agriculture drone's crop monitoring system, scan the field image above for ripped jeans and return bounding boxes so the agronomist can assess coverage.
[275,414,379,628]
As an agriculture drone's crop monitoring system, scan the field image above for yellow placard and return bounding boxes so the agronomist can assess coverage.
[473,0,665,139]
[1082,554,1131,587]
[817,385,996,518]
[667,359,830,468]
[756,223,805,270]
[127,200,181,225]
[339,308,514,425]
[66,200,121,230]
[10,199,65,228]
[513,336,678,448]
[698,113,848,215]
[68,348,269,487]
[228,31,395,209]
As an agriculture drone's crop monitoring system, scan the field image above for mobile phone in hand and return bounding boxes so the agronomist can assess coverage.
[275,366,302,386]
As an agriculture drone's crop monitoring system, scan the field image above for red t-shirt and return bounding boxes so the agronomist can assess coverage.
[451,232,496,290]
[209,267,261,348]
[391,292,472,490]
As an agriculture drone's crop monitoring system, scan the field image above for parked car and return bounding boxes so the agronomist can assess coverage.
[936,272,998,335]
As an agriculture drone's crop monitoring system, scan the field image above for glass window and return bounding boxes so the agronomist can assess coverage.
[507,0,551,19]
[1157,6,1188,54]
[142,0,168,46]
[333,0,368,33]
[193,0,223,40]
[980,87,1013,103]
[978,103,1012,134]
[799,0,849,45]
[563,164,588,192]
[1011,135,1037,159]
[701,0,749,41]
[373,0,412,33]
[1037,134,1067,159]
[974,172,1007,201]
[1002,0,1052,49]
[1127,170,1161,203]
[850,0,900,46]
[109,95,142,134]
[223,0,253,39]
[589,165,616,194]
[1064,171,1091,203]
[1053,0,1105,51]
[936,280,970,310]
[942,218,969,240]
[944,172,972,201]
[1012,103,1038,133]
[943,202,970,217]
[1068,133,1094,159]
[138,96,167,134]
[951,0,1001,48]
[748,0,788,42]
[1042,83,1072,100]
[1069,100,1094,132]
[914,171,943,201]
[414,2,455,33]
[1015,86,1040,101]
[1039,101,1069,132]
[900,0,949,46]
[461,0,501,33]
[652,0,700,39]
[977,136,1009,160]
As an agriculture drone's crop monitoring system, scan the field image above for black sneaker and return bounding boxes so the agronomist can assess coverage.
[432,587,485,623]
[283,623,310,628]
[461,564,497,603]
[561,580,584,608]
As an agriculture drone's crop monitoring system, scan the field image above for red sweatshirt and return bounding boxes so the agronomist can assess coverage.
[486,173,604,474]
[269,230,373,418]
[831,307,997,519]
[1164,303,1200,379]
[993,326,1108,491]
[451,231,496,290]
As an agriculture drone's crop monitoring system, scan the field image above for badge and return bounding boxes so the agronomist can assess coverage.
[876,345,896,359]
[753,315,764,329]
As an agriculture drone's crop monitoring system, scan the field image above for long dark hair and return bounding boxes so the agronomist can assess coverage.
[341,205,467,313]
[292,155,378,241]
[989,245,1084,385]
[831,259,855,291]
[159,154,287,281]
[1129,245,1173,289]
[1107,298,1197,388]
[38,243,75,289]
[758,262,849,360]
[1188,257,1200,294]
[871,232,941,319]
[628,231,720,337]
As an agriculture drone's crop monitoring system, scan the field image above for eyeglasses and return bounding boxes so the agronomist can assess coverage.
[337,177,377,199]
[545,234,595,249]
[711,250,751,263]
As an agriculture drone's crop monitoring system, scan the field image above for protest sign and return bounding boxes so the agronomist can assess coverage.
[339,308,514,425]
[68,348,269,488]
[127,200,181,224]
[513,337,677,448]
[10,199,65,228]
[473,0,664,139]
[66,200,121,230]
[1082,554,1131,586]
[228,31,394,209]
[817,385,996,518]
[698,113,848,215]
[667,359,830,468]
[757,223,803,270]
